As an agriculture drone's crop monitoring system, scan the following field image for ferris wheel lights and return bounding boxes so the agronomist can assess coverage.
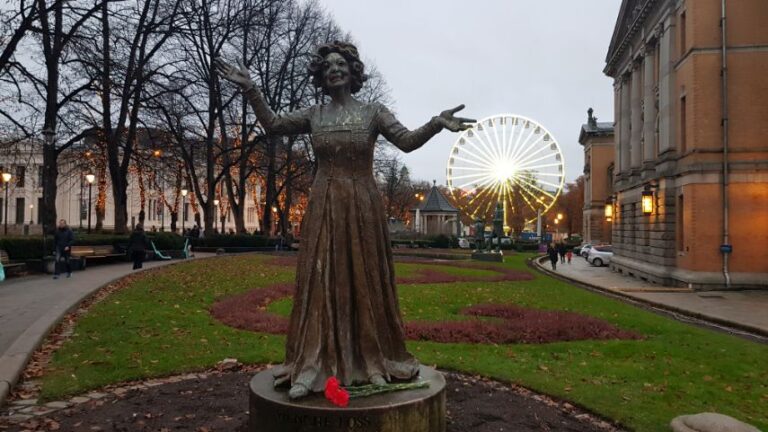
[446,114,564,225]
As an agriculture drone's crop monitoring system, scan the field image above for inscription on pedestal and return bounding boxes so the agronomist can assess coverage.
[273,411,373,429]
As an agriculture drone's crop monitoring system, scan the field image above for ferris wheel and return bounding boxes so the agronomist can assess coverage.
[446,114,565,227]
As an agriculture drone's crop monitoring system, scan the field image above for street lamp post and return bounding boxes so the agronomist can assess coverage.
[2,172,12,235]
[181,188,188,232]
[271,206,278,236]
[213,199,220,233]
[85,174,95,233]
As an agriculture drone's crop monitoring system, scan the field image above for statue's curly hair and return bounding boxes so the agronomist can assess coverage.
[307,41,367,95]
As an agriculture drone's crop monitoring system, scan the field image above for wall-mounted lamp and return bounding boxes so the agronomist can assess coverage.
[604,197,614,221]
[641,185,657,216]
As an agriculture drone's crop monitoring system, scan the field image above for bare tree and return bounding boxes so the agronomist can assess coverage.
[28,0,111,233]
[69,0,183,233]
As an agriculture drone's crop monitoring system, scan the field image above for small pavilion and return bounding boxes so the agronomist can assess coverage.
[411,181,460,236]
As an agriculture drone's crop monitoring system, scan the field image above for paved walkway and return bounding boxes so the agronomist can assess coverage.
[0,255,212,406]
[535,256,768,337]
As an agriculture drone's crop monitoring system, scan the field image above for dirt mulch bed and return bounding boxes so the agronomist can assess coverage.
[0,370,621,432]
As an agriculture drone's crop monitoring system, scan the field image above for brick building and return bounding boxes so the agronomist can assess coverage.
[579,108,615,245]
[604,0,768,289]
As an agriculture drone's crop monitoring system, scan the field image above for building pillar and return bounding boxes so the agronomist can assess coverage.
[657,17,676,155]
[620,76,632,175]
[630,61,643,171]
[613,82,622,179]
[642,44,658,170]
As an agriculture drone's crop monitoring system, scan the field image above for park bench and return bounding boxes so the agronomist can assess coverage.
[70,245,126,268]
[0,249,26,275]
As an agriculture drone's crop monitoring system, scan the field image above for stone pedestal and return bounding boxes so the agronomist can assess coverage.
[249,366,445,432]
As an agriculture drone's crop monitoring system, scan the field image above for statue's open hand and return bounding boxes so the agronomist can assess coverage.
[437,104,475,132]
[214,58,253,88]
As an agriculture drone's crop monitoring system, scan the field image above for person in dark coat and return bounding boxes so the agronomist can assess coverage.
[53,219,75,279]
[128,224,150,270]
[547,243,559,270]
[557,243,567,264]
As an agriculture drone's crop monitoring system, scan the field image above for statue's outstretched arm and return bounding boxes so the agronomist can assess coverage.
[242,86,311,135]
[216,58,310,135]
[376,104,474,153]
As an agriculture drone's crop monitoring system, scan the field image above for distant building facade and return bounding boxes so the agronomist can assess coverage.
[0,138,263,235]
[579,108,615,245]
[410,182,461,237]
[604,0,768,289]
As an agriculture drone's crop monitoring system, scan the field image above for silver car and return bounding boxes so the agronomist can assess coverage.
[587,245,613,267]
[579,243,593,258]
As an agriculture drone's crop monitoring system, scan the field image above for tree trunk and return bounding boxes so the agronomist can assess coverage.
[95,172,107,231]
[281,144,294,236]
[262,135,279,234]
[41,140,58,234]
[111,181,128,233]
[170,211,178,233]
[201,196,213,232]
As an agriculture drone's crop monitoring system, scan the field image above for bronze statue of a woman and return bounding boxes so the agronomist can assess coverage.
[216,41,473,399]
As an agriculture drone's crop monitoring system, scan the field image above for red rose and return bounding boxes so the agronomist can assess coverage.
[324,376,349,407]
[324,377,339,399]
[330,388,349,407]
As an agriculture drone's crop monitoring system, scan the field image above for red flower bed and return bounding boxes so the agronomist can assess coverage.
[214,257,638,344]
[209,283,293,334]
[267,256,533,285]
[405,304,642,344]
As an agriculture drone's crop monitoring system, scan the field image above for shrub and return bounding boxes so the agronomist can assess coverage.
[513,240,540,252]
[391,239,431,248]
[428,234,451,248]
[0,237,46,260]
[190,234,274,248]
[147,232,185,250]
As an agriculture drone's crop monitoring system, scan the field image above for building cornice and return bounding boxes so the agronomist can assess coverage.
[604,0,658,77]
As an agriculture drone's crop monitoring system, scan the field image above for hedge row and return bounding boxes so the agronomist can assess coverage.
[0,233,279,260]
[1,232,555,260]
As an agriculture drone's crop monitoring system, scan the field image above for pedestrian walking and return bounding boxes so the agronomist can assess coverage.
[557,243,566,264]
[128,223,150,270]
[566,249,573,264]
[547,243,558,270]
[53,219,75,279]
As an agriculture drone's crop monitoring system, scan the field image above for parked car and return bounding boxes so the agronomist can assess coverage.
[578,243,593,258]
[587,245,613,266]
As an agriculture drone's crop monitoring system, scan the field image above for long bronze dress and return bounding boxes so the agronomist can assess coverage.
[245,87,442,392]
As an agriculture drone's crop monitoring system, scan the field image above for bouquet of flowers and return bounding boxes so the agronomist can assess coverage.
[324,377,429,407]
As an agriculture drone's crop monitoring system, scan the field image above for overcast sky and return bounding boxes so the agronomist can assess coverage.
[317,0,621,184]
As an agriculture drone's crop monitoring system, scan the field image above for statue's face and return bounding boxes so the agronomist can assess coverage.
[323,52,351,92]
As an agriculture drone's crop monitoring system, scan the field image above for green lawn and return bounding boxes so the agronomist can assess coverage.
[41,254,768,431]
